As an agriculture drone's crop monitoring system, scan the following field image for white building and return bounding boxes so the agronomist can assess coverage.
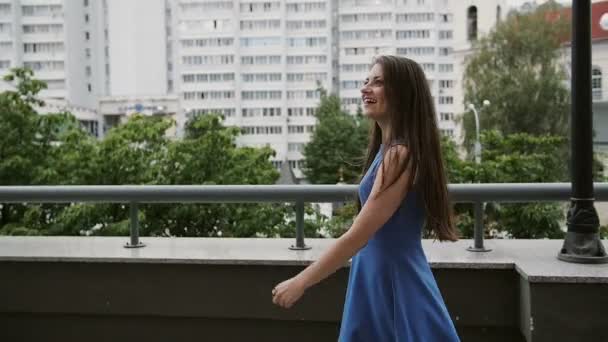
[168,0,335,179]
[0,0,99,134]
[337,0,459,139]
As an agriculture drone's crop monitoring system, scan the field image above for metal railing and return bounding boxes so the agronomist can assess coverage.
[0,183,607,251]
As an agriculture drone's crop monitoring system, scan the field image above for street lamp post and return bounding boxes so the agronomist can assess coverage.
[467,100,491,252]
[559,0,608,263]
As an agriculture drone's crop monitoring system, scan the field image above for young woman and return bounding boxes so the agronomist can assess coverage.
[272,55,460,341]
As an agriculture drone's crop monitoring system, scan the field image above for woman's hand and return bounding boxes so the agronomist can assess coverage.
[271,277,307,309]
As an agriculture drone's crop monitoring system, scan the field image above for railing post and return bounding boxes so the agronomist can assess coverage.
[467,201,491,252]
[289,201,311,250]
[125,202,145,248]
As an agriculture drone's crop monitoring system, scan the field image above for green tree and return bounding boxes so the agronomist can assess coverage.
[462,6,570,144]
[303,93,369,184]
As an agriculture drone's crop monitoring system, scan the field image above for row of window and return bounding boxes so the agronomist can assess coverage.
[182,73,235,83]
[440,112,454,121]
[182,55,234,65]
[181,38,234,48]
[239,37,327,48]
[242,107,282,117]
[179,1,233,13]
[341,30,392,40]
[183,91,322,101]
[187,108,237,117]
[341,13,392,23]
[22,5,62,17]
[24,42,64,54]
[23,61,64,72]
[22,24,63,35]
[240,125,316,135]
[286,2,326,12]
[186,107,316,118]
[340,29,453,41]
[271,160,306,170]
[341,96,455,106]
[195,55,325,65]
[286,20,327,30]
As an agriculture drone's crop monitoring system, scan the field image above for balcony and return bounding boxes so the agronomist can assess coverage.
[0,184,607,341]
[1,236,606,342]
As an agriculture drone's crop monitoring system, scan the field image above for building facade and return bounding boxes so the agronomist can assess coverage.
[337,0,458,140]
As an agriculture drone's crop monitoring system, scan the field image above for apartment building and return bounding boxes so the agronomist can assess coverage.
[169,0,334,178]
[338,0,459,139]
[0,0,99,135]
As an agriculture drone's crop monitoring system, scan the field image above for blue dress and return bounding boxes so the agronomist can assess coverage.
[338,144,460,342]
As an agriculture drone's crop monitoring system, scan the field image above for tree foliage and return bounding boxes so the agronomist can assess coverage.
[302,93,369,184]
[462,6,570,144]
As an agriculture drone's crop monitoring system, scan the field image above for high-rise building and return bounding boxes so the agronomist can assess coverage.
[0,0,99,135]
[337,0,458,140]
[168,0,335,178]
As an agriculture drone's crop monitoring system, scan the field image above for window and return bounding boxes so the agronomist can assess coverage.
[242,126,283,135]
[84,0,89,7]
[396,47,434,56]
[240,37,281,47]
[395,13,433,23]
[440,112,454,121]
[241,55,281,65]
[288,126,305,134]
[85,31,90,40]
[242,107,281,117]
[341,30,392,40]
[286,20,326,31]
[287,73,327,82]
[396,30,430,40]
[438,64,453,73]
[438,96,453,105]
[288,143,305,152]
[241,91,282,100]
[439,30,452,40]
[593,66,602,100]
[439,80,453,89]
[287,90,320,100]
[287,37,326,48]
[287,55,327,64]
[87,83,92,92]
[187,108,236,118]
[467,6,478,41]
[183,91,235,101]
[239,2,280,13]
[286,2,325,13]
[439,47,452,56]
[341,80,362,89]
[440,129,454,138]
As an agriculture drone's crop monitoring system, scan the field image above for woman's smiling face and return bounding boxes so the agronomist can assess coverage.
[360,63,387,121]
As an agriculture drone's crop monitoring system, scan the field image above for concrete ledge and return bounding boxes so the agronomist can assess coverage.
[0,237,606,283]
[2,237,607,342]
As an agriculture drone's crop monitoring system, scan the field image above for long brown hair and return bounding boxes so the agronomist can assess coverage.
[358,55,458,242]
